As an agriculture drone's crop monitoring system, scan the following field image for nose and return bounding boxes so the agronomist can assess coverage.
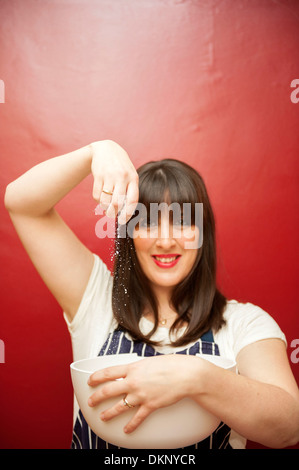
[155,219,176,249]
[155,236,176,250]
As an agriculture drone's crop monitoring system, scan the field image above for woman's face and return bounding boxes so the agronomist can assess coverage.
[133,212,200,294]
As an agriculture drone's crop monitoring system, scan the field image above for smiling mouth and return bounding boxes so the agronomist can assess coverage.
[151,254,181,267]
[153,255,179,262]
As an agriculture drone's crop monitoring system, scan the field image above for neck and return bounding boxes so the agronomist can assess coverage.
[150,283,173,306]
[144,284,179,327]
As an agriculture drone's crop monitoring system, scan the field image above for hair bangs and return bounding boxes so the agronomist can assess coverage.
[137,161,200,225]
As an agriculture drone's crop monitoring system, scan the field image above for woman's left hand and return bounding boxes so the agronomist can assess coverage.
[87,354,202,434]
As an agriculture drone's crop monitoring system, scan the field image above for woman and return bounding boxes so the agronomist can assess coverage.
[5,140,299,449]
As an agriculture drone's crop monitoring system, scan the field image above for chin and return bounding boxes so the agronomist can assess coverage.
[152,277,181,288]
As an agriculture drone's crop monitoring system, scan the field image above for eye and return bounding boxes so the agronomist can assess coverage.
[173,217,191,227]
[138,217,158,228]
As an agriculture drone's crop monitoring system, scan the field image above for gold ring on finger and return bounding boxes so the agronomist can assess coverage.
[123,396,135,408]
[102,188,114,196]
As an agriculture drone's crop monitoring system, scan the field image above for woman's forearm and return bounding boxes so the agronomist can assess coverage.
[86,349,299,446]
[191,359,299,448]
[4,144,93,216]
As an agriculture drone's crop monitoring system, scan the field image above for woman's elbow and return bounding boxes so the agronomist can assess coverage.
[273,433,299,449]
[4,182,15,212]
[4,181,27,214]
[281,425,299,448]
[265,417,299,448]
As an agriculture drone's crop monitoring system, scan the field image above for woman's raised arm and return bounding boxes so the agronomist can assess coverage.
[4,140,139,321]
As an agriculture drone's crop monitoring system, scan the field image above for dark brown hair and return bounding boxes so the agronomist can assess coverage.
[112,158,226,347]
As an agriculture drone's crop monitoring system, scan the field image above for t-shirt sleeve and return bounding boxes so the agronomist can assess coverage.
[225,301,287,359]
[63,253,115,361]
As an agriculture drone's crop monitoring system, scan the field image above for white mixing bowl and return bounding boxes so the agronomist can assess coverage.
[70,353,236,449]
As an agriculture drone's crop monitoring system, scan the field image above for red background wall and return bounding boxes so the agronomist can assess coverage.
[0,0,298,449]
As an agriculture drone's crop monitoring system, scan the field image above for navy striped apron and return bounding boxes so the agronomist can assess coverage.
[71,328,232,449]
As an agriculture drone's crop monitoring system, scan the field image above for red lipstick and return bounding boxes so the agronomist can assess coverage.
[151,254,181,269]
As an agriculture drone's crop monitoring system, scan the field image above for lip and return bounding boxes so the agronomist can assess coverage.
[151,254,181,269]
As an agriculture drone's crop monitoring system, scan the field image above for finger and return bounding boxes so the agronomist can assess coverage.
[88,364,128,386]
[100,396,138,422]
[126,179,139,216]
[124,406,151,434]
[88,380,128,407]
[118,179,139,223]
[92,178,104,202]
[105,182,127,218]
[99,185,115,210]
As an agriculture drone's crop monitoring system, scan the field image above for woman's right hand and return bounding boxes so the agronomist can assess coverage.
[90,140,139,224]
[5,139,139,321]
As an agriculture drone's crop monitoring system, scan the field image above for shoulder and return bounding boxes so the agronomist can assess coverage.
[64,254,117,361]
[93,253,113,285]
[77,253,113,313]
[223,299,281,327]
[214,300,286,359]
[74,253,113,312]
[64,254,115,337]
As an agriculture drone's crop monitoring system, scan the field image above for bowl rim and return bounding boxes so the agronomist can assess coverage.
[70,352,236,373]
[70,353,140,373]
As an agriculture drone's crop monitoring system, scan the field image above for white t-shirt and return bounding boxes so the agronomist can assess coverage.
[64,254,286,449]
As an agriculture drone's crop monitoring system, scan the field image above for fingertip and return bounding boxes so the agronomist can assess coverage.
[94,204,103,215]
[87,374,94,386]
[124,423,137,434]
[88,397,94,407]
[117,210,127,225]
